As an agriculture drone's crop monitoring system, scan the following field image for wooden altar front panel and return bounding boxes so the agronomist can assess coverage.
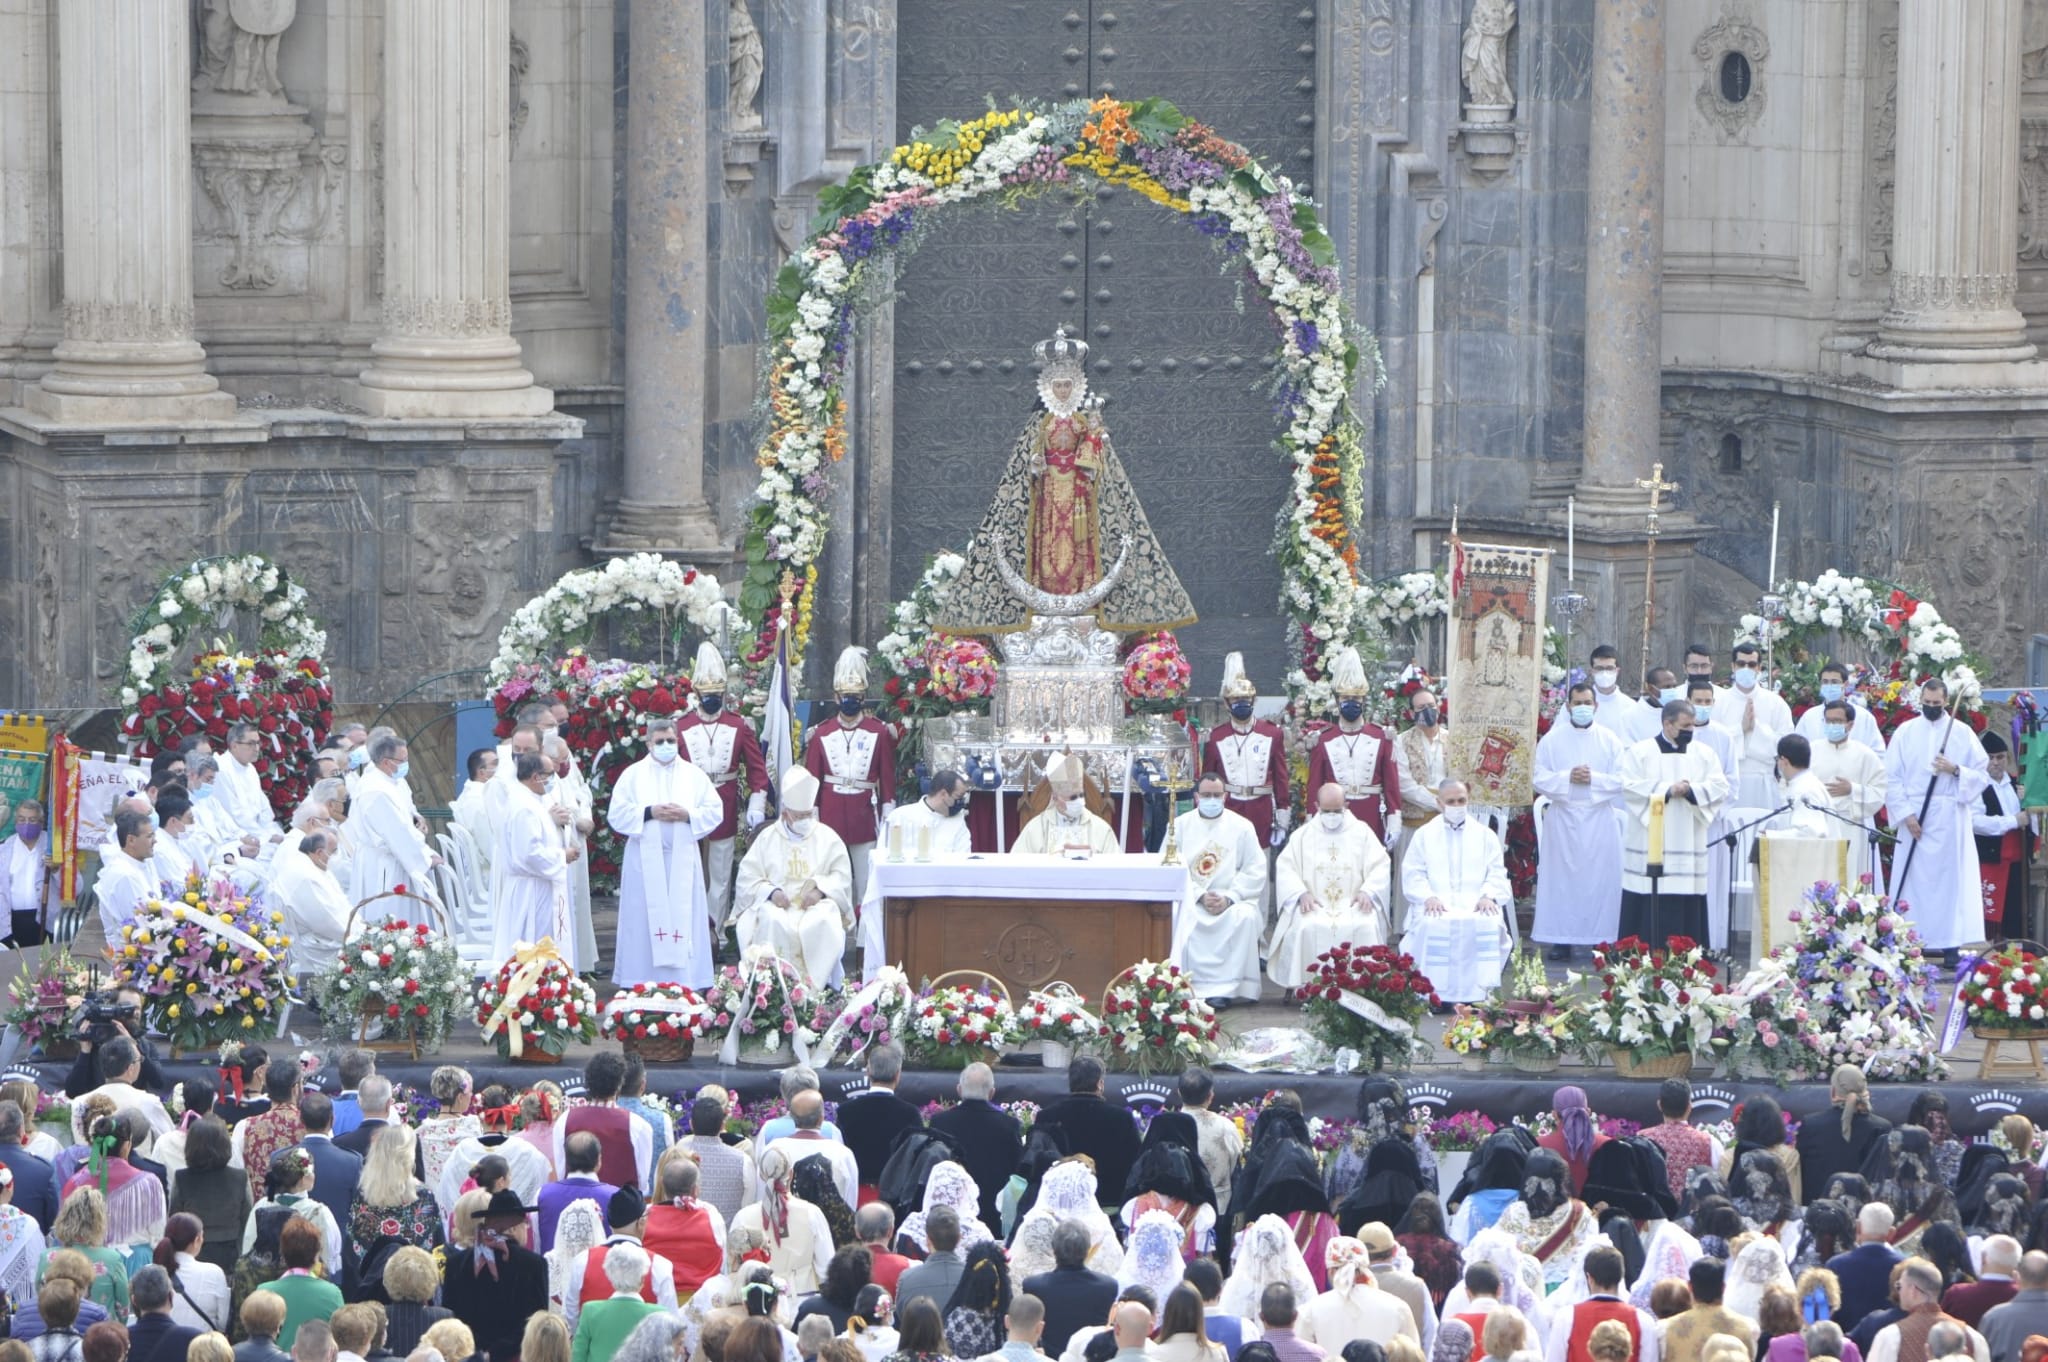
[884,894,1174,1000]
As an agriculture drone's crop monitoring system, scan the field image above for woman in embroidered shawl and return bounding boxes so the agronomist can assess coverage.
[728,1148,832,1294]
[58,1114,162,1249]
[0,1163,47,1310]
[242,1146,342,1279]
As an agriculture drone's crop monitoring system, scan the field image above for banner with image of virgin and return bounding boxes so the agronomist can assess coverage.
[1445,539,1549,808]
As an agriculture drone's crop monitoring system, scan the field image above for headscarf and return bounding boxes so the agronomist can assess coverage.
[1459,1227,1542,1317]
[1037,1159,1102,1220]
[1519,1149,1571,1221]
[1124,1143,1209,1210]
[1921,1222,1974,1287]
[900,1160,994,1252]
[792,1153,857,1248]
[758,1148,793,1247]
[1832,1064,1871,1141]
[1116,1211,1188,1306]
[1724,1236,1796,1319]
[1733,1149,1798,1228]
[1973,1174,2033,1239]
[1683,1166,1732,1226]
[1630,1220,1704,1311]
[1356,1079,1406,1147]
[1461,1129,1532,1200]
[1131,1113,1217,1209]
[1325,1236,1375,1300]
[1008,1214,1059,1281]
[1218,1214,1317,1316]
[1241,1142,1332,1221]
[1339,1138,1425,1237]
[1433,1320,1477,1362]
[1553,1086,1596,1164]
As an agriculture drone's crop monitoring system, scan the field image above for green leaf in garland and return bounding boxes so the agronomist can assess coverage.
[765,263,804,341]
[1129,97,1187,145]
[1232,163,1278,201]
[1292,203,1336,269]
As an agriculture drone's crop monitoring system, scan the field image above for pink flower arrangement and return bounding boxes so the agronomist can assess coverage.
[927,635,999,702]
[1122,631,1193,701]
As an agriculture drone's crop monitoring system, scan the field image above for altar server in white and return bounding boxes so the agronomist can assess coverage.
[1588,646,1637,739]
[1169,773,1266,1005]
[1270,783,1392,990]
[859,771,973,976]
[1688,678,1744,952]
[544,736,599,972]
[1793,661,1884,751]
[1400,780,1514,1003]
[609,716,726,987]
[1530,681,1627,951]
[736,768,855,986]
[271,829,353,975]
[1012,753,1120,856]
[487,725,544,831]
[449,747,502,877]
[1713,642,1794,808]
[1617,700,1731,946]
[491,751,580,967]
[1809,697,1889,884]
[1772,735,1835,835]
[216,723,284,840]
[349,733,440,918]
[1884,677,1989,952]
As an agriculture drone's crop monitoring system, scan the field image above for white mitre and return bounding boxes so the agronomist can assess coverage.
[1220,651,1256,699]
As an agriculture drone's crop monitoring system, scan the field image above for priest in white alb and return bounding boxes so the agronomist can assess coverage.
[270,829,354,975]
[608,716,725,987]
[216,724,285,841]
[1793,661,1885,751]
[1809,696,1889,885]
[736,768,855,986]
[1168,773,1266,1006]
[1712,642,1795,808]
[1270,783,1392,992]
[449,747,502,877]
[543,735,599,972]
[859,770,974,976]
[1400,779,1514,1002]
[1884,677,1989,955]
[1012,753,1120,856]
[1686,677,1744,950]
[348,733,440,920]
[490,751,580,968]
[1530,680,1627,955]
[1617,699,1731,946]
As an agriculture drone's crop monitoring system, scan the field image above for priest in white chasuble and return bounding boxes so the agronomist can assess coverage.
[1531,680,1627,952]
[349,732,440,919]
[859,771,973,977]
[736,768,855,986]
[1809,697,1889,885]
[1884,677,1990,953]
[1616,699,1730,947]
[608,715,725,987]
[1168,773,1266,1006]
[1400,780,1514,1003]
[1270,783,1392,991]
[1011,753,1120,856]
[490,751,579,969]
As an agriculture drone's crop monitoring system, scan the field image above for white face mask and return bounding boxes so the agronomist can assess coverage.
[1318,810,1347,832]
[1443,805,1469,828]
[1063,795,1087,818]
[650,740,678,764]
[785,813,812,839]
[1592,670,1619,692]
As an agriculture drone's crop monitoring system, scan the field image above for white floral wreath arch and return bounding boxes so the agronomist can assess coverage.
[1738,569,1984,701]
[119,553,326,705]
[488,553,730,685]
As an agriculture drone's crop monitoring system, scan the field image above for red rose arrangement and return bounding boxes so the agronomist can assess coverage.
[1963,946,2048,1033]
[602,982,711,1046]
[310,917,468,1055]
[474,943,599,1060]
[123,650,333,820]
[1100,960,1220,1074]
[1300,943,1438,1072]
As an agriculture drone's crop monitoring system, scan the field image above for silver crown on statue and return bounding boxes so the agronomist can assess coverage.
[1033,325,1090,369]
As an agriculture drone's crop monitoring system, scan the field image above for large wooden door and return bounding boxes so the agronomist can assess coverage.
[890,1,1318,687]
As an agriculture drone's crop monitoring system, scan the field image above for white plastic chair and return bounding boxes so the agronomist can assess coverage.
[448,822,491,906]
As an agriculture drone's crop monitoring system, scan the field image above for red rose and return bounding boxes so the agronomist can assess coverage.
[139,694,161,716]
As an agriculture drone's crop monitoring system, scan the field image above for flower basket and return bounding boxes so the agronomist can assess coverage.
[1962,945,2048,1033]
[474,939,599,1062]
[114,874,295,1053]
[816,968,918,1064]
[1608,1046,1694,1081]
[1459,1052,1486,1073]
[3,947,90,1058]
[1510,1052,1562,1076]
[703,947,835,1064]
[1015,983,1105,1069]
[602,983,709,1064]
[1753,881,1943,1080]
[1974,1025,2048,1041]
[311,893,467,1060]
[1299,944,1436,1072]
[905,972,1023,1070]
[1568,936,1726,1070]
[738,1033,791,1066]
[1101,961,1221,1075]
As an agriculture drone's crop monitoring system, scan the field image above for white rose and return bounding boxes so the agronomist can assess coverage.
[160,599,182,618]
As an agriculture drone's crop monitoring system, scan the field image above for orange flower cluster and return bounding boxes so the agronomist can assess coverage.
[824,395,848,462]
[760,361,804,468]
[1307,435,1359,575]
[1176,121,1249,170]
[1079,97,1138,158]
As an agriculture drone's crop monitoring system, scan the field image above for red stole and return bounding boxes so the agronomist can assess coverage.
[580,1241,658,1309]
[1566,1299,1641,1362]
[643,1203,723,1299]
[567,1105,637,1190]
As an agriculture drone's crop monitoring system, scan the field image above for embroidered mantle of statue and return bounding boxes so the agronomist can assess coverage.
[935,329,1196,634]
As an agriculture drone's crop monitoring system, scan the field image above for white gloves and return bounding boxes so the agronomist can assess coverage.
[745,792,767,828]
[1384,816,1402,851]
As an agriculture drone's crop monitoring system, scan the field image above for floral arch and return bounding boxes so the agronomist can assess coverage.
[738,97,1381,703]
[1738,571,1987,724]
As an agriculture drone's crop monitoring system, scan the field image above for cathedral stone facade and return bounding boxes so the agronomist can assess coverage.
[0,0,2042,710]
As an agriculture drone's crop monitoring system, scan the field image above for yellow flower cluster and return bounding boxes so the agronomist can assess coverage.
[890,109,1025,187]
[1061,155,1190,213]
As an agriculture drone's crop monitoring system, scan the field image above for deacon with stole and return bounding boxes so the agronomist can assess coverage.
[1616,699,1730,946]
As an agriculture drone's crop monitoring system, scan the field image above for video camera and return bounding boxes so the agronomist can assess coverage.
[73,966,138,1048]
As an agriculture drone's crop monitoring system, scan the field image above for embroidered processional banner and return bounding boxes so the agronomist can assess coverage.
[1445,540,1549,808]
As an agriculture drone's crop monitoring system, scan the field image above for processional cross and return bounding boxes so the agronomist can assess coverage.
[1635,462,1680,683]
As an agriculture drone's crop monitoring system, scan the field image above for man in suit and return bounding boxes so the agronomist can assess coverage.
[1829,1204,1907,1332]
[1795,1068,1892,1204]
[894,1205,967,1310]
[126,1266,203,1362]
[298,1092,363,1285]
[1980,1251,2048,1362]
[1031,1057,1139,1208]
[0,1098,58,1231]
[837,1041,924,1199]
[929,1061,1022,1232]
[1021,1218,1118,1356]
[333,1076,393,1159]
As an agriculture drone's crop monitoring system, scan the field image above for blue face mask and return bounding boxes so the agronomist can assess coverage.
[1196,795,1225,819]
[1733,666,1758,688]
[1229,700,1255,721]
[394,761,410,781]
[193,784,215,802]
[1819,683,1845,704]
[699,694,724,716]
[1569,705,1595,728]
[349,746,368,770]
[1338,700,1363,723]
[1659,687,1683,705]
[148,811,160,828]
[1824,722,1848,743]
[1694,703,1714,723]
[837,696,863,718]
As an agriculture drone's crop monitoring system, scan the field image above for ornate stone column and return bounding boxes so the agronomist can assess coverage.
[1574,0,1663,518]
[605,0,723,551]
[1869,0,2036,363]
[353,0,553,419]
[25,1,235,423]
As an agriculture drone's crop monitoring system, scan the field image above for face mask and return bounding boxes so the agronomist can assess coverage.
[1819,683,1845,704]
[838,696,864,718]
[1063,795,1087,818]
[1824,722,1848,743]
[542,726,559,742]
[786,815,811,839]
[193,784,214,802]
[1693,703,1713,723]
[947,797,968,818]
[1672,728,1693,749]
[1229,700,1254,721]
[1733,666,1758,688]
[1416,707,1440,728]
[1687,668,1712,684]
[546,774,560,792]
[1338,700,1363,723]
[15,821,39,842]
[1921,701,1945,721]
[1196,795,1224,819]
[1443,805,1468,828]
[395,761,411,781]
[349,747,368,770]
[650,741,678,764]
[1318,810,1347,832]
[1658,687,1683,705]
[1569,705,1595,728]
[1592,670,1618,692]
[699,694,724,716]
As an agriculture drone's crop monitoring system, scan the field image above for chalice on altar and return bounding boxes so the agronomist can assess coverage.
[1157,741,1196,866]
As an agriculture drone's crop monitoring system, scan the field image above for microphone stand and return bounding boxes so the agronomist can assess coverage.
[1894,708,1960,907]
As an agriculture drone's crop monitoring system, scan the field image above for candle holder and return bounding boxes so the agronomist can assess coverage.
[1755,591,1787,684]
[1157,742,1195,867]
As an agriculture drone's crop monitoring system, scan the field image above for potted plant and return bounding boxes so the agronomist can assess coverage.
[602,983,709,1063]
[1299,943,1437,1072]
[1101,960,1221,1075]
[474,941,599,1062]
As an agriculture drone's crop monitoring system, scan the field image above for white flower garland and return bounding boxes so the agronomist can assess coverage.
[1737,571,1983,702]
[119,554,325,707]
[489,553,729,685]
[877,548,970,675]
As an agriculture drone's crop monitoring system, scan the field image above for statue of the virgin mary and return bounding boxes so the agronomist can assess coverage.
[934,329,1196,635]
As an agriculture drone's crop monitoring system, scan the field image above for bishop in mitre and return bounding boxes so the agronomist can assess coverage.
[1270,783,1392,991]
[1400,780,1515,1002]
[490,750,580,969]
[1809,695,1888,884]
[1617,699,1731,946]
[1012,753,1121,856]
[859,771,973,977]
[1168,773,1266,1006]
[607,715,725,987]
[736,768,856,986]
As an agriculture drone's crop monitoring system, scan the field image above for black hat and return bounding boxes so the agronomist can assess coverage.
[607,1183,647,1229]
[472,1188,539,1226]
[1984,733,2010,755]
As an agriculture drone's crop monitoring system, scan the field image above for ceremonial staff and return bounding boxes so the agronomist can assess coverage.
[1635,464,1679,684]
[1891,702,1959,906]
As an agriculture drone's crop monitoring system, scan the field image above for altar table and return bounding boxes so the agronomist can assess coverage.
[875,853,1185,998]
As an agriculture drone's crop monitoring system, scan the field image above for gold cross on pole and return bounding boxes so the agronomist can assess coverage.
[1635,463,1680,683]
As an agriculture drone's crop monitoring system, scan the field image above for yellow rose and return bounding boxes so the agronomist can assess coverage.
[230,959,245,973]
[166,1004,180,1019]
[185,982,198,994]
[254,997,268,1011]
[122,946,137,959]
[240,1015,255,1029]
[237,986,251,999]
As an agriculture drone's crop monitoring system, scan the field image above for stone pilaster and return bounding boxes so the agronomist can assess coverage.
[25,1,235,423]
[1574,0,1664,519]
[604,0,723,552]
[353,0,553,419]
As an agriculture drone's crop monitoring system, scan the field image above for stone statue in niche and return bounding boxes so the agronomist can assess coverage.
[729,0,765,132]
[194,0,296,103]
[1461,0,1516,110]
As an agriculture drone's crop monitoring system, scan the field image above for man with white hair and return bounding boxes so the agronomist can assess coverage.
[1270,783,1392,992]
[490,751,581,968]
[1945,1236,2023,1328]
[930,1062,1022,1235]
[271,829,354,974]
[1168,772,1267,1007]
[678,642,769,934]
[735,768,855,985]
[1978,1249,2048,1362]
[1400,779,1514,1003]
[1012,753,1119,856]
[609,716,724,987]
[348,732,438,919]
[1866,1259,1990,1362]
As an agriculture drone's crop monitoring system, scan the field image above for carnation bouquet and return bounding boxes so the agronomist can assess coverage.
[1101,960,1221,1074]
[1016,985,1105,1066]
[1756,880,1944,1080]
[115,875,295,1054]
[1962,945,2048,1034]
[1300,943,1438,1072]
[905,983,1022,1068]
[474,941,599,1061]
[1568,935,1730,1071]
[704,946,837,1064]
[311,915,468,1057]
[602,982,710,1062]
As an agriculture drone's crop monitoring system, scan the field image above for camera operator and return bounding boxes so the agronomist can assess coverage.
[61,1012,172,1139]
